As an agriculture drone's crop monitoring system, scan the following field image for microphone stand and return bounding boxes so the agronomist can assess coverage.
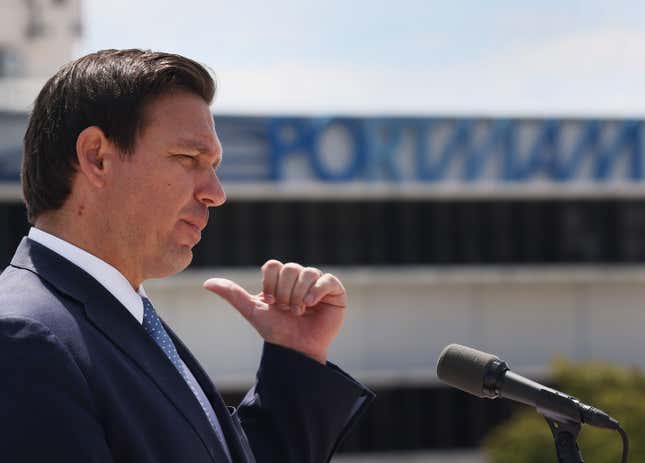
[545,417,584,463]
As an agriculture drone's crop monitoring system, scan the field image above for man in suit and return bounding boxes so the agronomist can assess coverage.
[0,49,373,462]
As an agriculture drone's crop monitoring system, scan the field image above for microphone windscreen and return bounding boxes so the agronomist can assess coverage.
[436,344,499,398]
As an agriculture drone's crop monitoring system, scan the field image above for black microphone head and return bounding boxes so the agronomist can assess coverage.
[437,344,500,398]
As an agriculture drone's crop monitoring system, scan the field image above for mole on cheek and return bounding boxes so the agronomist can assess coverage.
[77,205,85,217]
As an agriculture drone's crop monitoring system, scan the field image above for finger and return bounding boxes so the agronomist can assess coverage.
[275,262,302,310]
[203,278,258,320]
[261,259,283,304]
[291,267,322,314]
[304,273,346,307]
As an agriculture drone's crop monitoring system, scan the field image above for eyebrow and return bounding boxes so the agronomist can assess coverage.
[175,139,212,154]
[174,138,222,169]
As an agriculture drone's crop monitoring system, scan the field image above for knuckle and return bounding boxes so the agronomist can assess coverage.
[317,272,332,283]
[331,274,345,289]
[303,267,322,278]
[323,272,337,281]
[321,272,343,288]
[282,262,302,270]
[281,262,302,275]
[262,259,282,271]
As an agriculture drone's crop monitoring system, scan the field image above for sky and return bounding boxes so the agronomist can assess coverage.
[80,0,645,116]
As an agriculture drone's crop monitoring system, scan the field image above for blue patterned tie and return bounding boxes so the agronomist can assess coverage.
[141,297,231,461]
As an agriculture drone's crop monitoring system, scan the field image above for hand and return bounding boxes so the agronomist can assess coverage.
[203,260,346,364]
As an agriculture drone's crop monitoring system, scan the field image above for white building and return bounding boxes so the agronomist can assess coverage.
[0,4,641,458]
[0,0,81,78]
[0,0,81,111]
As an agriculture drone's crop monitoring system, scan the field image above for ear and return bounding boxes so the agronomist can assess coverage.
[75,126,114,188]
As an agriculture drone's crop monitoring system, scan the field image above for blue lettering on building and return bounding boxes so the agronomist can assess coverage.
[0,112,643,184]
[250,117,643,183]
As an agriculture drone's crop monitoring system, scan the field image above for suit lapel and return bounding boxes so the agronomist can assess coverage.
[10,238,231,463]
[84,295,232,463]
[166,324,256,463]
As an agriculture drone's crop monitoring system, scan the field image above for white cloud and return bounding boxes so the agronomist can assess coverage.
[213,26,645,117]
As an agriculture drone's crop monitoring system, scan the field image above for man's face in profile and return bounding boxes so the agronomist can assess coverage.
[104,90,226,280]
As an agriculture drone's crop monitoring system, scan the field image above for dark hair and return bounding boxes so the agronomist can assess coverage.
[22,49,216,223]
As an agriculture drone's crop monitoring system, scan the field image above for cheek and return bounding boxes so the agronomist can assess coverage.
[154,180,194,221]
[164,174,198,202]
[119,170,194,227]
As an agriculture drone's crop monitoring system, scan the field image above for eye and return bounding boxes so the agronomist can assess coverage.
[175,154,197,165]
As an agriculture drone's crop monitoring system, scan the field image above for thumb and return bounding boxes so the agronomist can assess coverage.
[203,278,256,319]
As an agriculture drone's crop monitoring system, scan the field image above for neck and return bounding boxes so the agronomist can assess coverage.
[34,211,143,289]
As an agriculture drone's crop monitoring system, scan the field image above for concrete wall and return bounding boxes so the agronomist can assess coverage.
[146,265,645,389]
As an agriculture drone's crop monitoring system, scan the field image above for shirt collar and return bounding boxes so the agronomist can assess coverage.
[28,227,146,324]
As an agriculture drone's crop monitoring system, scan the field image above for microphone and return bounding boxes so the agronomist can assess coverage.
[436,344,619,429]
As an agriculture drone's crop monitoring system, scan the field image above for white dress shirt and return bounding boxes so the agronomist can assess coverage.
[28,227,146,324]
[28,227,234,458]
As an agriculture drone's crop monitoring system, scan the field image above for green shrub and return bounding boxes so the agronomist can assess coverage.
[483,359,645,463]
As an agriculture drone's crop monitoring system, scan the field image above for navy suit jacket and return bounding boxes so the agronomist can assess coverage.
[0,238,373,462]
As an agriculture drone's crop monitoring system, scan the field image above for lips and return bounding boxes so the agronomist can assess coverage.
[181,215,208,232]
[180,219,206,245]
[181,219,204,233]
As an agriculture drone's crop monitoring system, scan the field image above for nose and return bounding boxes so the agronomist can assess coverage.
[196,169,226,207]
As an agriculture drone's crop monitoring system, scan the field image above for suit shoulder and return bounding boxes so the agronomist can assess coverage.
[0,264,87,349]
[0,264,79,315]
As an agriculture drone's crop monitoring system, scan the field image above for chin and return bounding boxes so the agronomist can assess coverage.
[150,247,194,279]
[171,247,194,273]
